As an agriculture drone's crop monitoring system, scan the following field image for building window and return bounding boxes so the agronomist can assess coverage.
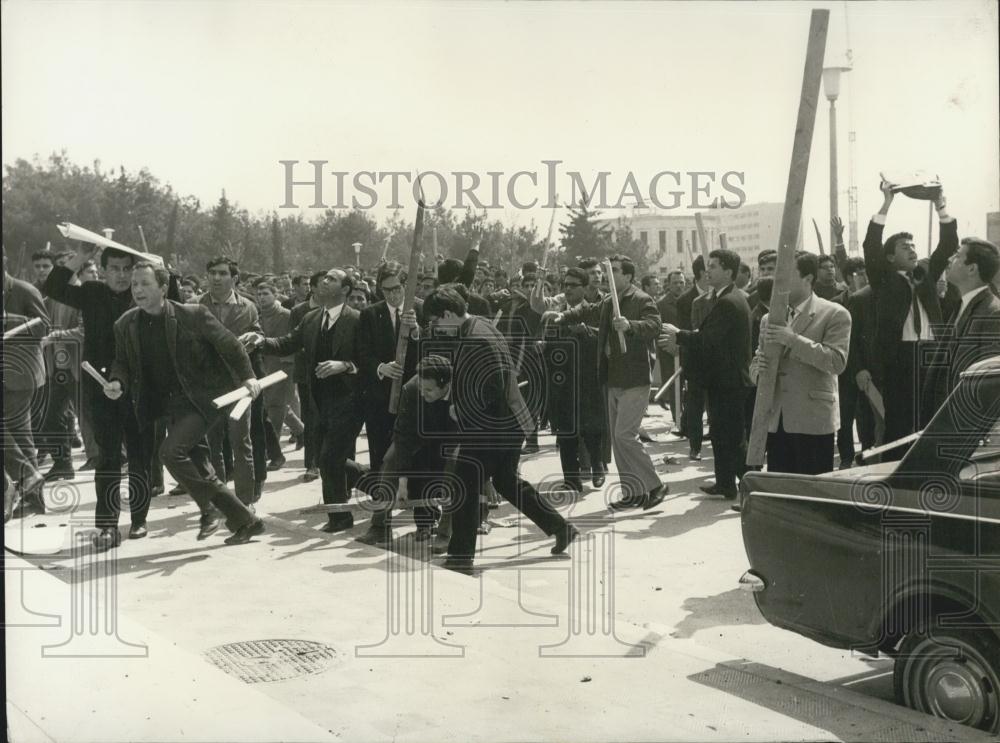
[676,230,684,254]
[640,231,649,246]
[659,230,666,251]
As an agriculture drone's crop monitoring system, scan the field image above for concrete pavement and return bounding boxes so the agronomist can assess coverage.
[4,407,994,742]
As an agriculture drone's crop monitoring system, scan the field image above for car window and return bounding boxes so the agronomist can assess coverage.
[960,419,1000,482]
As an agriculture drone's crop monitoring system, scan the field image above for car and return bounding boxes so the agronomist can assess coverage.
[739,355,1000,734]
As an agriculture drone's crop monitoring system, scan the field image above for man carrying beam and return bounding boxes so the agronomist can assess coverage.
[106,262,265,547]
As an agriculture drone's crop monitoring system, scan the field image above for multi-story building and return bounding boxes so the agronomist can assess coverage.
[601,201,802,276]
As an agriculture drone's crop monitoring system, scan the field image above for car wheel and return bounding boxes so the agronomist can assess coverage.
[894,628,1000,734]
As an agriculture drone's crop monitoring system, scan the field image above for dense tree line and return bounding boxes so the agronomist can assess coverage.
[2,153,652,279]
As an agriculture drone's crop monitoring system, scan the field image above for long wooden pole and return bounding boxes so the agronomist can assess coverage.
[747,9,829,467]
[389,189,426,414]
[694,212,710,259]
[604,257,627,352]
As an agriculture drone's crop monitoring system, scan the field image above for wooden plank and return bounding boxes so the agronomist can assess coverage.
[694,212,710,259]
[747,9,829,466]
[388,188,426,414]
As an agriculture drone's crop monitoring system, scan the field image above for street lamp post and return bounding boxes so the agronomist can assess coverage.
[823,65,850,254]
[352,242,362,269]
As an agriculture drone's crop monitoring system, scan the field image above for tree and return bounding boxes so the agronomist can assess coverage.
[270,213,284,273]
[559,192,612,263]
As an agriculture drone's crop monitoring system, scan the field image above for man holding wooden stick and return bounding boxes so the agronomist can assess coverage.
[553,254,667,510]
[106,262,265,547]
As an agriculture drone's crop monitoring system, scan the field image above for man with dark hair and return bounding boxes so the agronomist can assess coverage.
[31,250,55,289]
[656,270,686,422]
[290,270,327,481]
[423,286,578,570]
[814,254,847,302]
[256,282,305,469]
[736,263,752,291]
[675,255,710,457]
[437,245,490,315]
[282,274,310,310]
[863,181,958,441]
[3,252,50,518]
[577,259,605,305]
[554,254,667,510]
[356,263,422,490]
[640,274,662,299]
[750,252,851,476]
[528,267,606,492]
[201,256,274,506]
[244,268,363,533]
[661,248,752,499]
[44,244,157,540]
[106,262,264,547]
[923,237,1000,415]
[747,249,777,311]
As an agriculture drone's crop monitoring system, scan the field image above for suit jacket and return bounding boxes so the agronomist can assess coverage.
[562,284,660,389]
[923,286,1000,414]
[751,294,852,435]
[357,298,424,409]
[449,315,534,441]
[289,299,318,385]
[42,295,82,380]
[863,218,959,360]
[845,286,877,384]
[3,273,50,390]
[381,376,455,474]
[676,284,752,391]
[261,303,361,411]
[258,303,297,375]
[111,301,255,425]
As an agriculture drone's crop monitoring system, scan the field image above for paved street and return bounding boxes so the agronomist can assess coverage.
[4,406,993,742]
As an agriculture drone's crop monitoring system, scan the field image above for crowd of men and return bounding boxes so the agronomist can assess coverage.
[4,179,1000,570]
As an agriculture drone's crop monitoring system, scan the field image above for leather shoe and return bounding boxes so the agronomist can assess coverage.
[44,462,76,482]
[414,527,433,542]
[637,432,656,443]
[168,484,188,496]
[321,517,354,534]
[92,527,121,552]
[267,456,286,471]
[80,456,99,471]
[591,471,606,488]
[72,434,83,449]
[643,483,669,510]
[129,523,148,539]
[689,449,702,461]
[551,524,580,554]
[608,494,643,511]
[356,527,390,545]
[302,468,320,482]
[700,483,737,499]
[442,556,474,573]
[197,514,221,540]
[477,520,492,535]
[225,518,265,545]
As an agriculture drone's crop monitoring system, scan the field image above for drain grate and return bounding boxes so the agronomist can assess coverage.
[204,639,340,684]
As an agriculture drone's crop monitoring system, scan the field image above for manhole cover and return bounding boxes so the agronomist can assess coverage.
[204,639,340,683]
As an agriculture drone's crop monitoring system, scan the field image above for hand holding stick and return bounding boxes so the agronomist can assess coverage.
[212,370,287,409]
[3,317,43,340]
[603,257,627,353]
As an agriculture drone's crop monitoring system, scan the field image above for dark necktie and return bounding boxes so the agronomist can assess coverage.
[321,311,331,333]
[910,280,922,338]
[392,308,399,338]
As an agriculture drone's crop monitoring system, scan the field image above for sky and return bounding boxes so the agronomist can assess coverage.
[3,0,998,250]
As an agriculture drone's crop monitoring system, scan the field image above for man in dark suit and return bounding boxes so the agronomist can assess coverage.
[357,262,423,475]
[438,247,490,316]
[656,269,685,424]
[356,355,456,545]
[45,244,159,536]
[923,238,1000,416]
[675,256,710,459]
[528,267,606,493]
[3,253,50,516]
[555,254,667,510]
[863,181,958,441]
[107,262,264,550]
[290,271,325,482]
[245,268,363,533]
[661,248,753,499]
[424,286,578,571]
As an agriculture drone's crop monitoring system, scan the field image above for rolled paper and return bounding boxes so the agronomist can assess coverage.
[212,370,287,409]
[299,498,439,515]
[229,396,252,421]
[81,361,111,387]
[493,308,503,327]
[859,431,921,462]
[864,384,886,419]
[3,317,43,340]
[518,380,529,389]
